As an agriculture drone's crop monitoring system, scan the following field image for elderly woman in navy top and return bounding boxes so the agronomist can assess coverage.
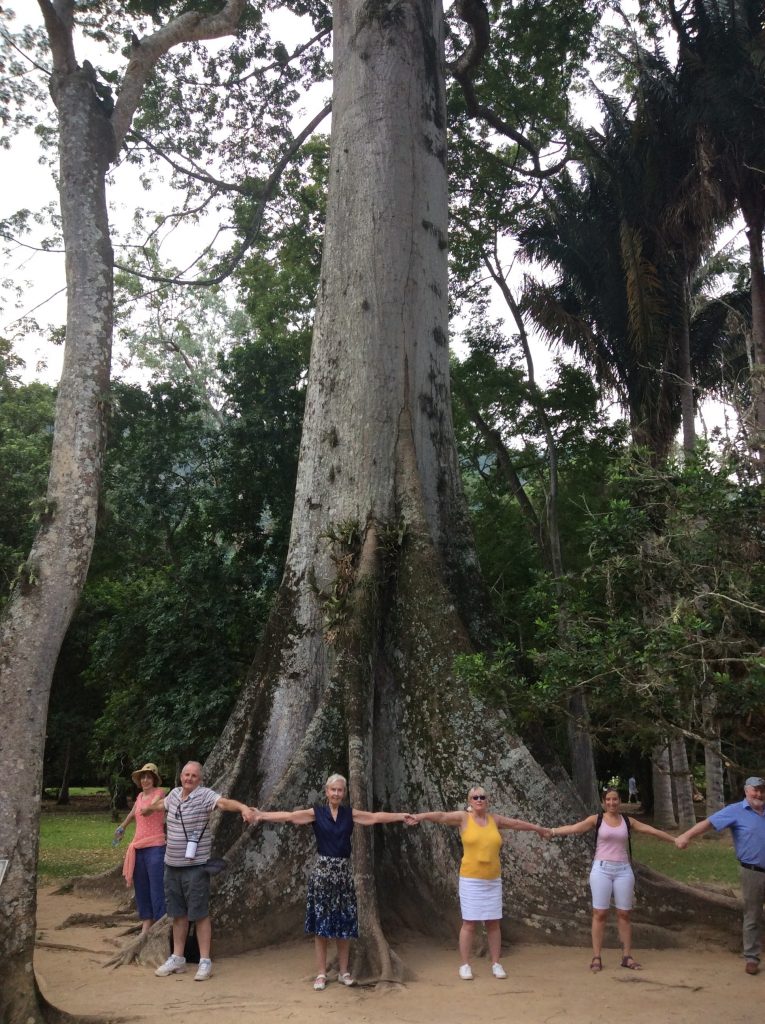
[254,773,409,990]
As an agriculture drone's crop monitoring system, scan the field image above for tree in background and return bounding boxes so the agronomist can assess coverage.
[0,3,250,1019]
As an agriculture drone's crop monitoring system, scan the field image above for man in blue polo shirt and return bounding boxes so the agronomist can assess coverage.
[677,776,765,975]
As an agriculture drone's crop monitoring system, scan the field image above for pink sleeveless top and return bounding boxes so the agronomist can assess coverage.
[594,816,629,862]
[134,790,166,841]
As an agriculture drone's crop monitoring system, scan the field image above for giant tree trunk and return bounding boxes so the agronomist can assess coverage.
[190,0,740,974]
[198,0,592,968]
[0,68,114,1024]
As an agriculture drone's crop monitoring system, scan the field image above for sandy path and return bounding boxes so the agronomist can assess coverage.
[35,887,762,1024]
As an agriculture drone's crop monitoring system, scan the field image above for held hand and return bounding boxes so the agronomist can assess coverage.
[675,836,689,850]
[539,827,553,840]
[241,806,257,825]
[403,813,419,827]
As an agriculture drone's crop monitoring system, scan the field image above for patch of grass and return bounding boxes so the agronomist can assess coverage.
[632,831,740,889]
[38,808,124,881]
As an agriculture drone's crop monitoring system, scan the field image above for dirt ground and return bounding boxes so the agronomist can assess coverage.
[35,886,763,1024]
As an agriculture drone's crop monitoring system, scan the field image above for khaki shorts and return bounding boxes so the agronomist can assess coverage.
[164,864,210,921]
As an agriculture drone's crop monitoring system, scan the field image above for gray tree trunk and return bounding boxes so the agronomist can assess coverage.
[669,736,696,831]
[195,0,595,972]
[0,63,114,1024]
[652,743,677,829]
[0,4,245,1019]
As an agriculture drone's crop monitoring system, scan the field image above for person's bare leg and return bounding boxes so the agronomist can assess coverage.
[314,936,328,976]
[486,920,502,964]
[616,910,635,960]
[591,909,607,958]
[172,915,189,957]
[459,920,476,964]
[337,938,350,975]
[195,916,212,959]
[141,919,153,936]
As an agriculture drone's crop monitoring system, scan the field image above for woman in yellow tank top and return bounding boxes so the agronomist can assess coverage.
[412,786,548,981]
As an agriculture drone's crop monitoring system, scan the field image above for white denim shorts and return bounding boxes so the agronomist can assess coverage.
[589,859,635,910]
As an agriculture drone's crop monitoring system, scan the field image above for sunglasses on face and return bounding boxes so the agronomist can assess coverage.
[471,794,487,801]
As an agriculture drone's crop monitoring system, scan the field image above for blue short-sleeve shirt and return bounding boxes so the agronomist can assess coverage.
[708,799,765,868]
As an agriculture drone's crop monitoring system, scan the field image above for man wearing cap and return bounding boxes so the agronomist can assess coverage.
[142,760,256,981]
[677,776,765,975]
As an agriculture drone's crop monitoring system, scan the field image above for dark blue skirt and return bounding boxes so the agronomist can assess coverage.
[305,855,358,939]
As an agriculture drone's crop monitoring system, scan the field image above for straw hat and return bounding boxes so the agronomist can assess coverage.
[131,762,162,786]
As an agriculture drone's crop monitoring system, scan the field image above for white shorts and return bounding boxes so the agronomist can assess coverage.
[589,860,635,910]
[458,876,502,921]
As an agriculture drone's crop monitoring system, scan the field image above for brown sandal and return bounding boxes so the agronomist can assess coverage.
[621,955,642,970]
[590,956,603,972]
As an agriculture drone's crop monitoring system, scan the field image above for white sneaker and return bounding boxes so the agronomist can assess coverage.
[491,962,507,979]
[459,963,473,980]
[194,958,213,981]
[155,954,186,977]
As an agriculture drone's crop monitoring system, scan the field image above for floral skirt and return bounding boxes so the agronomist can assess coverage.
[305,855,359,939]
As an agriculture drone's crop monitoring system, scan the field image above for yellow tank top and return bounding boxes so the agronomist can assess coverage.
[459,813,502,879]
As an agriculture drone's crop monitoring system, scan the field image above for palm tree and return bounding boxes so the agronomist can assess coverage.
[667,0,765,470]
[520,48,730,461]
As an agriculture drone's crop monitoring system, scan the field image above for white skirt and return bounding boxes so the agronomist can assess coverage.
[458,876,503,921]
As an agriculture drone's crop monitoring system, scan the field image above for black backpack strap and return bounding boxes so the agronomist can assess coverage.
[624,814,633,862]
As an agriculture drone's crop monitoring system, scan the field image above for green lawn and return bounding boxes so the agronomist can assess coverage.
[38,806,125,881]
[632,831,740,889]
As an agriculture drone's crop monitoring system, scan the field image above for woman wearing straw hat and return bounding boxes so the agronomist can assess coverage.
[114,763,167,933]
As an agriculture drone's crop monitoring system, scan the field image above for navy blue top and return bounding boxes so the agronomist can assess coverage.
[709,799,765,868]
[312,804,354,858]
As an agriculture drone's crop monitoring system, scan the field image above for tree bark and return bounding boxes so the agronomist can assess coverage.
[669,736,696,831]
[0,59,114,1023]
[651,743,677,830]
[56,737,72,806]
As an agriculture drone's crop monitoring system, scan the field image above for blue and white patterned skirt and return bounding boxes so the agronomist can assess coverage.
[305,855,359,939]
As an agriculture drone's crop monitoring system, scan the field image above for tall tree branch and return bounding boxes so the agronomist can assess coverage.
[112,0,247,151]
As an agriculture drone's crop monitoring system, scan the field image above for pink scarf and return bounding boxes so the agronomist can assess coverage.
[122,834,166,885]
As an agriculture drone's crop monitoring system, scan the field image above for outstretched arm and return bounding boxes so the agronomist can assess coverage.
[413,810,467,827]
[216,796,257,824]
[549,814,598,837]
[493,815,549,836]
[675,818,713,849]
[255,808,316,826]
[352,810,410,825]
[630,817,678,844]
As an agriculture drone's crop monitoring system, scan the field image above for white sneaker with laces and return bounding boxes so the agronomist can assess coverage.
[155,954,186,977]
[491,962,507,979]
[459,963,473,980]
[194,958,213,981]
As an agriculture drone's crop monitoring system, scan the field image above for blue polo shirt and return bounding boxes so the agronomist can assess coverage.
[709,799,765,868]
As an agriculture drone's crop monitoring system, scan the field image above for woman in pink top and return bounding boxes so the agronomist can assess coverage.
[113,762,166,934]
[548,787,679,972]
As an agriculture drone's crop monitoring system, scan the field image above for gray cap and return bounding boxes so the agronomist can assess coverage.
[744,776,765,788]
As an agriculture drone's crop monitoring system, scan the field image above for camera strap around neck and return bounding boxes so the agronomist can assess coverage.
[176,792,208,844]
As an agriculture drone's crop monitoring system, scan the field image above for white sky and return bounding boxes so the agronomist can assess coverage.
[0,5,740,442]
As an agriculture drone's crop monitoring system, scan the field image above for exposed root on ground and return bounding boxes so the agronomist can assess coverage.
[103,918,171,968]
